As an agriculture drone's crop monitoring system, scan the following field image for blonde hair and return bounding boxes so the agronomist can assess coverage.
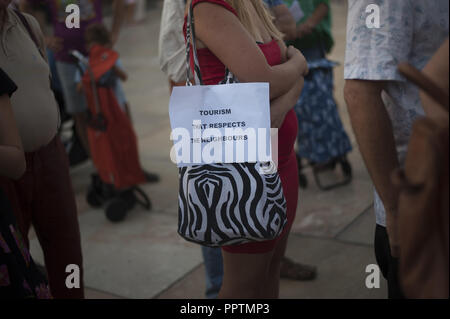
[187,0,283,41]
[225,0,283,41]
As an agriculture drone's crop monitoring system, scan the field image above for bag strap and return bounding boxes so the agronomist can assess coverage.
[14,10,45,60]
[185,2,204,85]
[185,2,237,86]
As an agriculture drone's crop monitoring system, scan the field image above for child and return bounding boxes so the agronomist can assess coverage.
[76,23,132,120]
[0,67,51,299]
[285,0,352,189]
[74,23,160,184]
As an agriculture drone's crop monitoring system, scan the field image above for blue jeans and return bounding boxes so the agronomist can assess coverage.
[201,246,223,299]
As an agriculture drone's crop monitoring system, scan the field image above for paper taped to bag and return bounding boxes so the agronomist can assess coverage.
[169,82,272,167]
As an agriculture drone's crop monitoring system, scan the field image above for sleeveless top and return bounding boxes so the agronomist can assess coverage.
[183,0,298,163]
[183,0,282,84]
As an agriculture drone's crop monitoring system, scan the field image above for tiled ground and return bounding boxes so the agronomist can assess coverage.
[29,0,387,299]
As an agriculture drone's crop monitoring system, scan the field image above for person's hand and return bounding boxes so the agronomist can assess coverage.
[270,104,288,129]
[287,46,308,76]
[297,21,315,38]
[270,77,304,128]
[386,207,400,258]
[45,36,63,53]
[286,45,300,60]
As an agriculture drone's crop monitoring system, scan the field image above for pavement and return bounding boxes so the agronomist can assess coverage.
[29,0,387,299]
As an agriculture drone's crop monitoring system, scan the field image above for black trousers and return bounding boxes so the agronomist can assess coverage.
[374,224,405,299]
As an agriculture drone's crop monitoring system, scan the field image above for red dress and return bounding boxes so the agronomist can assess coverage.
[185,0,299,254]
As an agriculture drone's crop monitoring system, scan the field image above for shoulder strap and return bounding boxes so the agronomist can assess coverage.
[185,1,237,86]
[191,0,238,16]
[185,2,203,85]
[14,9,45,59]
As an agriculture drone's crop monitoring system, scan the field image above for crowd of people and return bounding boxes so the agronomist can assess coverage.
[0,0,448,299]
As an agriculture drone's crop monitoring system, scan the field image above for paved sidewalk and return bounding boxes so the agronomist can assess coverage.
[29,0,387,299]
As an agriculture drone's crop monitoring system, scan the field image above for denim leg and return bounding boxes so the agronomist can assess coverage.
[201,246,224,299]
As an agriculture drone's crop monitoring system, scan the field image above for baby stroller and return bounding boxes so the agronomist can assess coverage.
[71,46,152,222]
[47,48,89,167]
[295,59,353,191]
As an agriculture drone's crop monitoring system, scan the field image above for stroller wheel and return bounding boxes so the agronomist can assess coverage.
[297,155,308,189]
[133,187,152,211]
[299,172,308,189]
[105,198,129,223]
[86,187,103,208]
[340,157,353,177]
[313,156,353,191]
[121,189,137,211]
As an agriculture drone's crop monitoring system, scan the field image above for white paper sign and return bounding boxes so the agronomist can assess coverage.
[169,83,272,167]
[289,1,305,23]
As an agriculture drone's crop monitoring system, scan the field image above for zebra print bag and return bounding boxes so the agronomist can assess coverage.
[177,2,288,247]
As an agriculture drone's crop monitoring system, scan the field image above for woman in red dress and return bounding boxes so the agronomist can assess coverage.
[184,0,307,298]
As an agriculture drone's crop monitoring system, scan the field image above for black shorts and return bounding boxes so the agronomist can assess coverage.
[374,224,405,299]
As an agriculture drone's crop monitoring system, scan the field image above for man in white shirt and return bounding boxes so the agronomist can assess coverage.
[344,0,449,298]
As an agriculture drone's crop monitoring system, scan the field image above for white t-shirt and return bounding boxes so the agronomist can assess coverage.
[158,0,187,83]
[0,9,59,152]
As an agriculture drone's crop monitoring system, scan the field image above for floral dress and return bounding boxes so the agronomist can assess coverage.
[285,0,352,164]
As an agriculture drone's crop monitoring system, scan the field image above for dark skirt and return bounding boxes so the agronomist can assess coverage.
[0,190,51,299]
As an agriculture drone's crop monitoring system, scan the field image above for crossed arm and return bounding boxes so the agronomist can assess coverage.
[192,3,307,127]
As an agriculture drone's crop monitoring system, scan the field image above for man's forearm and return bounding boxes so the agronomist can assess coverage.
[271,5,297,41]
[421,38,449,119]
[306,2,329,27]
[344,80,400,213]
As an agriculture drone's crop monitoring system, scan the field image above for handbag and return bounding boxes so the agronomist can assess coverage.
[172,2,288,247]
